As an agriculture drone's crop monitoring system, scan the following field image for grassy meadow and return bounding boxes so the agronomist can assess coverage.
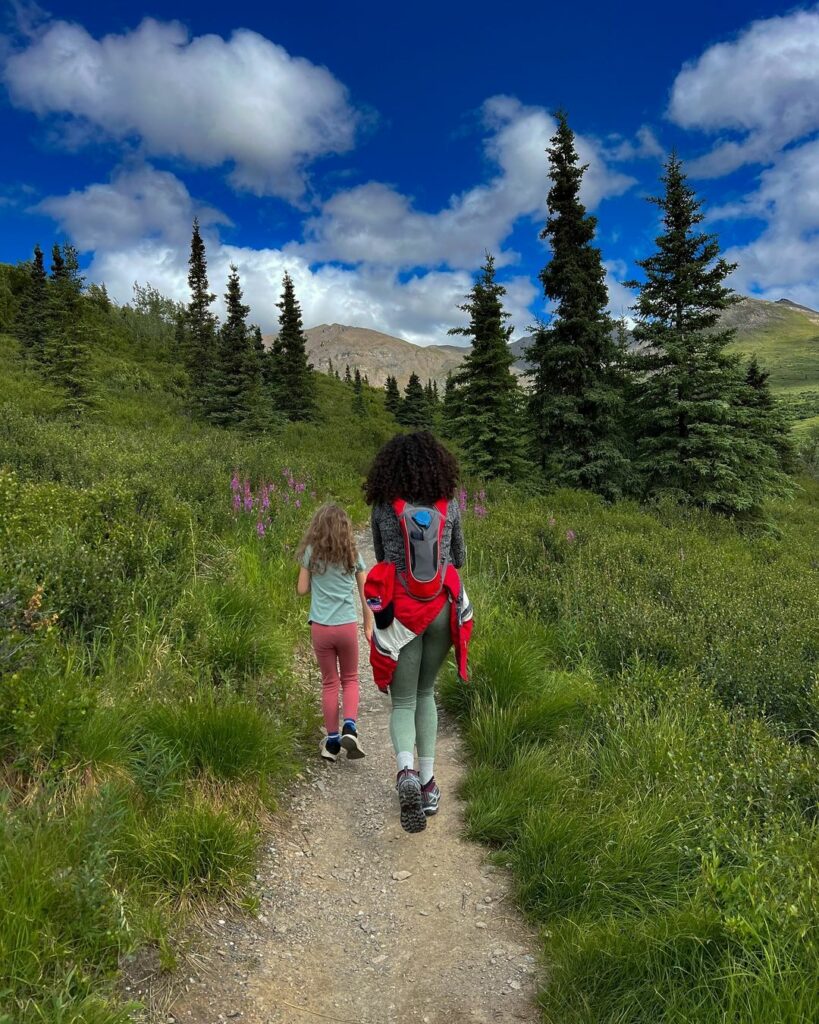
[0,312,393,1023]
[2,286,819,1023]
[443,482,819,1023]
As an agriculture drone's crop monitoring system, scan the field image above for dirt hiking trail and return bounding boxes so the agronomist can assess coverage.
[164,535,542,1024]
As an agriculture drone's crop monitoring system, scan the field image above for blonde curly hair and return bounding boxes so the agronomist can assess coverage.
[297,503,358,575]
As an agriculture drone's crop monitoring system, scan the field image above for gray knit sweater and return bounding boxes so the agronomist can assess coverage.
[371,499,466,573]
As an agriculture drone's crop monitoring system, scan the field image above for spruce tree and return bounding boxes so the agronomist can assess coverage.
[441,372,460,439]
[50,243,66,282]
[353,367,366,414]
[44,243,93,413]
[384,374,402,417]
[741,356,795,474]
[529,111,628,497]
[627,154,790,512]
[209,265,268,428]
[398,372,428,429]
[15,244,47,362]
[344,364,352,385]
[276,272,315,421]
[186,218,218,413]
[448,253,524,479]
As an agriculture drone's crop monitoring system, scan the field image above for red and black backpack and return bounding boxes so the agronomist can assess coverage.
[391,498,449,600]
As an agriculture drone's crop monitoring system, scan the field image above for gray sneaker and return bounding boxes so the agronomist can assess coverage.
[396,768,426,833]
[421,778,441,816]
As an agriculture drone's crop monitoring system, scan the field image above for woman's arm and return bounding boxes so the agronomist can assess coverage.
[449,503,466,569]
[296,566,311,596]
[356,570,374,641]
[371,507,385,563]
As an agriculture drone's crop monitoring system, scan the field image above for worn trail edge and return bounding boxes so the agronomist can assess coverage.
[166,535,542,1024]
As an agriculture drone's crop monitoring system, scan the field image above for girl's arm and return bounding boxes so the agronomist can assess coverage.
[297,566,311,596]
[356,570,374,641]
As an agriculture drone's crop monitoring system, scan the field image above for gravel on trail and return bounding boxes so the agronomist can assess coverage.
[148,535,543,1024]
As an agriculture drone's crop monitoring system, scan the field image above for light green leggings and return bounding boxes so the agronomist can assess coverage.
[389,605,452,759]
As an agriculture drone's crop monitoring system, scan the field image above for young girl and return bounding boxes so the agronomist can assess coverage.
[297,504,373,762]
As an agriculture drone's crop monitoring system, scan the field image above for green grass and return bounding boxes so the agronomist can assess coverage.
[0,314,395,1022]
[728,304,819,432]
[444,480,819,1023]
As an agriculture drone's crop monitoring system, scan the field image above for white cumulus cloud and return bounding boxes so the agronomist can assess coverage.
[669,7,819,177]
[3,17,359,199]
[299,96,637,270]
[711,138,819,304]
[34,164,228,251]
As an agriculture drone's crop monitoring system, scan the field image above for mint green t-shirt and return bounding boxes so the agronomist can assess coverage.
[302,545,367,626]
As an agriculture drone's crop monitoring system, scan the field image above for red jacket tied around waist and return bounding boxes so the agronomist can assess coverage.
[364,560,474,692]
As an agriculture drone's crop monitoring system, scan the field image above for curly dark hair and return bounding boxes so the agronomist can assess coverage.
[363,431,460,506]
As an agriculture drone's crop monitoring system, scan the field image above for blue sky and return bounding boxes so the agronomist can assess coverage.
[2,1,817,343]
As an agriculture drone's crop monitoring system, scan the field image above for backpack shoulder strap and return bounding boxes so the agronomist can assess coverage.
[392,498,407,517]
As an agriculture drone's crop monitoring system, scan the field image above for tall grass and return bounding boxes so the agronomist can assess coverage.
[0,325,393,1021]
[444,482,819,1023]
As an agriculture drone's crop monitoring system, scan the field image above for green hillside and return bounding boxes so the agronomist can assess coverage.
[2,277,819,1023]
[0,303,395,1024]
[725,299,819,432]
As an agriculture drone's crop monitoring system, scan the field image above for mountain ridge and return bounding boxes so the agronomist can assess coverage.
[264,296,819,398]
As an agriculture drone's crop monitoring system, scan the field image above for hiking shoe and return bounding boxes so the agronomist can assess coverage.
[320,736,341,762]
[340,722,366,760]
[396,768,426,833]
[421,777,441,816]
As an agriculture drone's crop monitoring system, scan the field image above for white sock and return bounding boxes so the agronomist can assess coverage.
[396,751,414,773]
[419,757,434,785]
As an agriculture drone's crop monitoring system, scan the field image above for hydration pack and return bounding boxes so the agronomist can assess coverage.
[392,498,449,600]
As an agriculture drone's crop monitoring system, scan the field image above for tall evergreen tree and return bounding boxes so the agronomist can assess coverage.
[185,219,218,412]
[209,265,269,428]
[529,111,628,497]
[441,372,460,439]
[740,355,795,474]
[44,243,93,413]
[344,364,352,385]
[398,372,428,429]
[627,154,790,512]
[15,244,47,362]
[448,253,524,479]
[50,243,66,282]
[276,272,315,421]
[353,366,365,414]
[384,374,402,417]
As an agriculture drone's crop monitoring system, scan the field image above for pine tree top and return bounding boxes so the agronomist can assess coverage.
[628,153,738,338]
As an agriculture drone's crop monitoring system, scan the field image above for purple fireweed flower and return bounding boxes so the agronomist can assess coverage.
[475,505,487,518]
[566,529,576,543]
[296,482,306,493]
[458,488,467,512]
[244,496,254,512]
[256,520,266,538]
[261,490,270,510]
[232,494,241,512]
[230,473,240,492]
[295,499,302,509]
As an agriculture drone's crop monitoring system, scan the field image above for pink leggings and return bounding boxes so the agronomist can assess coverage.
[310,622,360,733]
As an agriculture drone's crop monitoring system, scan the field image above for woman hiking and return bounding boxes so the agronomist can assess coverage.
[363,431,473,834]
